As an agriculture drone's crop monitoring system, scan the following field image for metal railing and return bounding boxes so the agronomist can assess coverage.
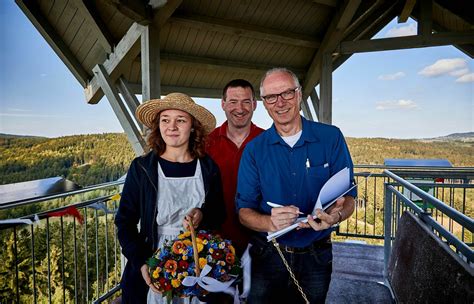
[336,165,473,245]
[0,181,124,304]
[382,169,474,275]
[0,165,472,303]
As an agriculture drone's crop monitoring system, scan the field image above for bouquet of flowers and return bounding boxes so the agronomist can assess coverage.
[147,230,242,302]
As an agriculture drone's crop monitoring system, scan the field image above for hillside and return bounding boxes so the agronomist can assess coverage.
[1,133,473,187]
[0,133,135,186]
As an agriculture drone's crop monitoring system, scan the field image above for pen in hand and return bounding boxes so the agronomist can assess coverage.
[266,202,304,214]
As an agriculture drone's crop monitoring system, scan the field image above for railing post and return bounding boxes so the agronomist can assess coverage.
[383,182,392,278]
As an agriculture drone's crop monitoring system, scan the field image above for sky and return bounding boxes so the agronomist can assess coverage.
[0,1,472,139]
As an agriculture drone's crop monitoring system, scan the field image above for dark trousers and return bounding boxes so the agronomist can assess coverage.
[248,236,333,304]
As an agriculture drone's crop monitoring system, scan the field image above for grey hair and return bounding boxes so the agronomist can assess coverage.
[259,67,301,96]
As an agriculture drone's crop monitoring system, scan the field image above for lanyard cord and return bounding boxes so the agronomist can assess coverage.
[271,239,309,304]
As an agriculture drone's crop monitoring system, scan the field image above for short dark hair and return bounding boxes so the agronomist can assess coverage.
[222,79,256,101]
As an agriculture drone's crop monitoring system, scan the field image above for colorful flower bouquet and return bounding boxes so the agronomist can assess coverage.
[147,230,242,302]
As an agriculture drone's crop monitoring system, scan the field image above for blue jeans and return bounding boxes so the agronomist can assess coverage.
[248,236,333,304]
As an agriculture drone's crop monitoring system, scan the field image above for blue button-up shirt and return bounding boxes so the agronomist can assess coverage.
[236,116,357,247]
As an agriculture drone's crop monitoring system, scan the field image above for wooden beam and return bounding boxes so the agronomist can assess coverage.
[16,0,90,87]
[337,31,474,54]
[111,0,152,24]
[310,89,320,121]
[303,0,362,99]
[85,22,145,104]
[168,14,321,49]
[71,0,113,53]
[313,0,338,7]
[301,99,314,121]
[127,83,223,98]
[141,24,161,101]
[398,0,417,23]
[434,0,474,25]
[160,53,306,78]
[319,52,332,124]
[116,76,142,130]
[418,0,432,36]
[94,64,146,156]
[154,0,182,27]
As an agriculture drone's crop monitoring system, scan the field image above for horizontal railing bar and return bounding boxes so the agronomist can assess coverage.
[0,180,124,210]
[93,285,121,303]
[388,185,473,262]
[385,170,474,232]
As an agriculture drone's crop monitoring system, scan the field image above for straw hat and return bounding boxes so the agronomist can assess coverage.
[136,93,216,134]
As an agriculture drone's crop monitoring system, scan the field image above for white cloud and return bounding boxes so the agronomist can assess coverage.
[385,23,416,38]
[455,73,474,83]
[449,68,469,77]
[375,99,419,111]
[378,72,406,81]
[419,58,467,77]
[6,108,31,112]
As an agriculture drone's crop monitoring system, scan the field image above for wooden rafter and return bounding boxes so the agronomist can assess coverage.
[16,0,90,87]
[398,0,416,23]
[160,53,306,78]
[168,14,321,49]
[338,31,474,54]
[71,0,114,53]
[111,0,152,24]
[302,0,362,99]
[85,23,145,104]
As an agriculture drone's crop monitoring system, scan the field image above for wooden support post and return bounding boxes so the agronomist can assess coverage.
[418,0,433,36]
[141,24,161,101]
[94,64,146,156]
[310,89,320,122]
[116,76,143,130]
[301,98,314,121]
[319,52,333,124]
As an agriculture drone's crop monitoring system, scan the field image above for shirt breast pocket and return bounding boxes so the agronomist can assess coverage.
[307,164,330,195]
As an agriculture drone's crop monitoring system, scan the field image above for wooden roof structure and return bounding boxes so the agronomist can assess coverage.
[16,0,474,155]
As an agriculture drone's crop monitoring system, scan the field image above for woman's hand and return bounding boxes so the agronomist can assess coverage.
[140,264,160,293]
[183,208,203,230]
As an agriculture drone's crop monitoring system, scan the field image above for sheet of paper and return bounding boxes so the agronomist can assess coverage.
[266,167,356,241]
[313,167,350,213]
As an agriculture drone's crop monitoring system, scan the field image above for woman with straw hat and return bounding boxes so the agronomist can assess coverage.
[115,93,225,303]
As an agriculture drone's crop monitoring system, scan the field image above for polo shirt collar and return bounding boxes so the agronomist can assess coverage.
[267,116,320,146]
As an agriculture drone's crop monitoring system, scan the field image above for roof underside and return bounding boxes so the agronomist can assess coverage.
[16,0,474,104]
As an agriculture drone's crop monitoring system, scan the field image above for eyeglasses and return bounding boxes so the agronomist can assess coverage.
[261,87,301,104]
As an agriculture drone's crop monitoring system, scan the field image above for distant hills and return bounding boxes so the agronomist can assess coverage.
[422,132,474,142]
[1,132,473,187]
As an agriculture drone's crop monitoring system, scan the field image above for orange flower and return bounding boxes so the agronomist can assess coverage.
[225,253,235,265]
[164,260,177,273]
[172,241,185,254]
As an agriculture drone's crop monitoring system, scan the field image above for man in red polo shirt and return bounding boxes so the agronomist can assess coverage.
[206,79,264,254]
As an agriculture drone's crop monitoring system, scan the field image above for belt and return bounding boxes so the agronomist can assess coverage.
[277,236,331,254]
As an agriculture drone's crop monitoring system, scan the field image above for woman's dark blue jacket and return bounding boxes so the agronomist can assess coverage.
[114,151,225,303]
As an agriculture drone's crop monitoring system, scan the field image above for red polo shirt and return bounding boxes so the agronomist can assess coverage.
[206,121,264,253]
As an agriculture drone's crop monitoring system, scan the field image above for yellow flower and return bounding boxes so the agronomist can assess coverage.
[199,257,207,269]
[182,255,188,260]
[152,269,160,279]
[196,238,204,253]
[209,248,214,253]
[178,231,191,239]
[183,239,192,246]
[219,242,225,249]
[229,245,236,255]
[171,279,181,288]
[202,239,208,245]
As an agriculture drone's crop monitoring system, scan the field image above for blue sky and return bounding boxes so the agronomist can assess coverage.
[0,1,472,139]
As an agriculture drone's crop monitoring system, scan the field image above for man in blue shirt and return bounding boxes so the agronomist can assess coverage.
[236,68,357,303]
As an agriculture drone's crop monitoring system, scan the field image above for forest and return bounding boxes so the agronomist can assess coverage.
[0,133,472,303]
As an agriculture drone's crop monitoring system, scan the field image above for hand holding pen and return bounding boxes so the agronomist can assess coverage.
[266,202,302,231]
